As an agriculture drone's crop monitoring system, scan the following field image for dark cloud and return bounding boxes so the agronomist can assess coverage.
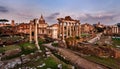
[79,12,118,24]
[45,12,60,24]
[16,12,35,20]
[0,6,9,13]
[46,12,60,20]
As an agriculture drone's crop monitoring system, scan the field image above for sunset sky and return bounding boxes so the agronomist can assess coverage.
[0,0,120,25]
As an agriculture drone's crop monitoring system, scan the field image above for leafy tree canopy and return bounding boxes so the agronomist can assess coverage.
[0,19,9,22]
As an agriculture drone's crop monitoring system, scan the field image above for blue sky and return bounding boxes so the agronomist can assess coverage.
[0,0,120,25]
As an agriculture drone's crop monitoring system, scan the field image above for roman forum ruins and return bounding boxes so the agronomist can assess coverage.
[57,16,81,41]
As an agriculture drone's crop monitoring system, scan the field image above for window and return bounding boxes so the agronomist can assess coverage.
[42,30,44,34]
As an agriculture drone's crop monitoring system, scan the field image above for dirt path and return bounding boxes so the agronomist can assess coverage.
[43,43,108,69]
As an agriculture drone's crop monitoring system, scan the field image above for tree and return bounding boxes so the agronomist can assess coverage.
[0,19,9,23]
[117,23,120,27]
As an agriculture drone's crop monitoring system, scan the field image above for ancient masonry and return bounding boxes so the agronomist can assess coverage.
[57,16,81,41]
[29,16,81,49]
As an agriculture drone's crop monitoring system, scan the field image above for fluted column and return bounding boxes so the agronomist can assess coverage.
[34,19,40,50]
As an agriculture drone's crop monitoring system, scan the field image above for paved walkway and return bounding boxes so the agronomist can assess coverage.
[43,43,108,69]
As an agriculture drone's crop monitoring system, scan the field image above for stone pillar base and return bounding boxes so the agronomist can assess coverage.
[38,49,42,53]
[30,40,32,43]
[36,44,40,50]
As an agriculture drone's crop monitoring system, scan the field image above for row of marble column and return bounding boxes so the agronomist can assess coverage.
[59,22,81,40]
[112,26,119,34]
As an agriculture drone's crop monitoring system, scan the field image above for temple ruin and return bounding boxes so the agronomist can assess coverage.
[57,16,81,41]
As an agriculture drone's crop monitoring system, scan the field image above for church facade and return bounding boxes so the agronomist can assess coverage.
[16,15,59,39]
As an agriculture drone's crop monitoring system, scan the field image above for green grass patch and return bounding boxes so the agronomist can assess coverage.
[52,43,58,47]
[19,42,37,55]
[14,56,70,69]
[52,52,70,64]
[2,53,22,60]
[84,55,120,69]
[112,38,120,46]
[19,42,36,51]
[2,42,36,60]
[81,33,90,38]
[40,57,58,69]
[38,38,45,45]
[39,56,70,69]
[0,45,20,53]
[0,36,22,42]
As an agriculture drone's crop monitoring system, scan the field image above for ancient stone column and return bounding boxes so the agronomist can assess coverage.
[72,23,75,37]
[115,27,117,33]
[75,23,78,36]
[59,22,61,39]
[29,20,32,43]
[78,23,81,37]
[75,23,77,36]
[34,19,40,50]
[69,23,72,37]
[77,23,79,36]
[117,27,119,33]
[62,22,64,41]
[113,27,115,33]
[112,27,114,33]
[71,23,73,37]
[66,22,68,38]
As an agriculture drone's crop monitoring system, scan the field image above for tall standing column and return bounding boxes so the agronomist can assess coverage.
[29,20,32,43]
[59,22,61,39]
[75,23,78,36]
[112,27,114,33]
[62,22,64,41]
[69,23,72,37]
[115,27,116,33]
[117,27,119,33]
[78,23,81,37]
[66,22,68,38]
[34,19,40,50]
[71,23,73,37]
[75,23,77,36]
[72,23,75,37]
